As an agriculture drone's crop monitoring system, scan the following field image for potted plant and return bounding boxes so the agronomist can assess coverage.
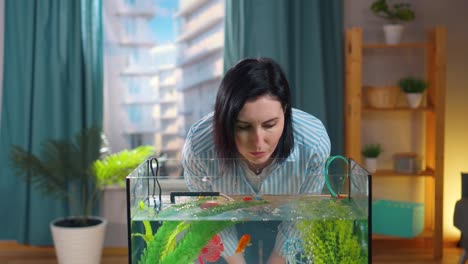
[361,143,383,173]
[95,145,154,247]
[95,145,155,187]
[9,127,154,263]
[370,0,415,44]
[398,76,428,108]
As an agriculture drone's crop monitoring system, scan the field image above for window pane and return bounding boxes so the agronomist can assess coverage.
[103,0,225,177]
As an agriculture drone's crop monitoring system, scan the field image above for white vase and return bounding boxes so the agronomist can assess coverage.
[406,93,423,108]
[364,158,377,174]
[383,24,404,44]
[50,216,107,264]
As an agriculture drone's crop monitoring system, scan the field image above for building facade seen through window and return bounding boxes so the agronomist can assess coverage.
[103,0,225,176]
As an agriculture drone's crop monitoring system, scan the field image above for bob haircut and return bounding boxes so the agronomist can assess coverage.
[213,57,294,170]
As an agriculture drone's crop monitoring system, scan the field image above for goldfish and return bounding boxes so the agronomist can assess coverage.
[200,201,220,209]
[235,234,251,253]
[198,234,224,263]
[242,196,252,201]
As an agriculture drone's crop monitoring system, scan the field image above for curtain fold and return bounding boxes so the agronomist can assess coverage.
[0,0,103,245]
[224,0,344,155]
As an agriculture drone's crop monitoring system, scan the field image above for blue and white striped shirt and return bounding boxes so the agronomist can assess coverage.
[182,108,331,257]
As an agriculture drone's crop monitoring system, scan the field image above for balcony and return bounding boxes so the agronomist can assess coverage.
[122,108,159,134]
[177,56,223,91]
[176,0,211,17]
[121,66,159,77]
[160,108,178,120]
[177,1,224,43]
[178,32,223,67]
[115,0,158,18]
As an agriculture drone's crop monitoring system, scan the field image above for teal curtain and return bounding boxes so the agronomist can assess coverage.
[0,0,103,245]
[224,0,344,155]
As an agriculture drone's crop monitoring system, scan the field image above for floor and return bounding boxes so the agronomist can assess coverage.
[0,241,465,264]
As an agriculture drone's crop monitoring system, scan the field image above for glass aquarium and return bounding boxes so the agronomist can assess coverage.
[126,157,370,264]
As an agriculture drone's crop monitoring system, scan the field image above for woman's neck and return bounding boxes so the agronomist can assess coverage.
[246,159,272,175]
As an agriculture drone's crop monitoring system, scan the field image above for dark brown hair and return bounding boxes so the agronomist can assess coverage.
[213,57,293,170]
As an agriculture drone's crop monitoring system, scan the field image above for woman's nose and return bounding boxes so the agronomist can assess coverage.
[251,128,264,145]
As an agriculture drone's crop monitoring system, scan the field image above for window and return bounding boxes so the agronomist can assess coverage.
[103,0,225,175]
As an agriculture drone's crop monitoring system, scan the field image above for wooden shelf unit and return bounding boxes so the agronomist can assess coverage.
[344,27,446,260]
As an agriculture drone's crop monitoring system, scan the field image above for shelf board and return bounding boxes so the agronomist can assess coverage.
[372,168,435,177]
[372,229,433,240]
[363,106,434,112]
[363,42,429,49]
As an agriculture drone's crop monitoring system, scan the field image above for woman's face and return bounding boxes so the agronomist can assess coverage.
[235,95,285,167]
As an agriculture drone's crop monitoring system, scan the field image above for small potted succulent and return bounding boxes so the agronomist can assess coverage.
[361,143,383,173]
[398,76,428,108]
[370,0,415,44]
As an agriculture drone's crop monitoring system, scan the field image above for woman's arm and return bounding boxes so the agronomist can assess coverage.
[271,130,331,261]
[182,142,245,261]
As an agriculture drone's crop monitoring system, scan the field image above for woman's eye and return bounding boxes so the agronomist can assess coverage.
[236,125,250,130]
[263,123,276,129]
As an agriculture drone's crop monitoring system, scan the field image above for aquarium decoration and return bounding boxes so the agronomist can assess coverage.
[283,237,305,263]
[131,201,155,245]
[135,197,270,264]
[296,199,367,264]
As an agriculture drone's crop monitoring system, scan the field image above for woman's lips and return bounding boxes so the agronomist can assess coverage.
[250,152,266,158]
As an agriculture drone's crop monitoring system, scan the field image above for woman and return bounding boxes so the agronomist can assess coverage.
[182,57,331,264]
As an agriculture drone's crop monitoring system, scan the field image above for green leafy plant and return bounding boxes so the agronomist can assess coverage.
[135,198,269,264]
[370,0,415,24]
[9,127,154,226]
[297,200,368,264]
[361,144,383,158]
[398,77,428,93]
[94,145,154,187]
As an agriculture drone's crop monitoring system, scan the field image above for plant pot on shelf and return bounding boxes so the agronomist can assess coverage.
[364,158,377,174]
[383,24,404,44]
[405,93,423,108]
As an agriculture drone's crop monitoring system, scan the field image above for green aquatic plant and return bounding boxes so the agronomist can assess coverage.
[131,201,155,245]
[196,199,269,217]
[160,221,189,259]
[137,220,236,264]
[137,221,181,264]
[159,220,235,264]
[296,199,367,264]
[136,198,270,264]
[157,197,269,218]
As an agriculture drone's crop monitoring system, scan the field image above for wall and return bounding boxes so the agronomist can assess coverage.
[344,0,468,239]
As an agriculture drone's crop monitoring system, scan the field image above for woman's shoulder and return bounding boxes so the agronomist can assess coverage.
[291,108,326,130]
[291,108,330,149]
[184,112,216,155]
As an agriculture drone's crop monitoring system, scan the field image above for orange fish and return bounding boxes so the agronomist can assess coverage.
[198,234,224,263]
[200,201,219,209]
[235,234,251,253]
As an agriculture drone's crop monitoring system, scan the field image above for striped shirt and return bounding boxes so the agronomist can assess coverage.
[182,108,331,257]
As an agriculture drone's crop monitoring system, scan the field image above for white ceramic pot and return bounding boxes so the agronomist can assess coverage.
[383,24,404,44]
[50,216,107,264]
[364,158,377,174]
[405,93,423,108]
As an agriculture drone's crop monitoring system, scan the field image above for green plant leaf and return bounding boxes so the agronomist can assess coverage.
[93,145,155,187]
